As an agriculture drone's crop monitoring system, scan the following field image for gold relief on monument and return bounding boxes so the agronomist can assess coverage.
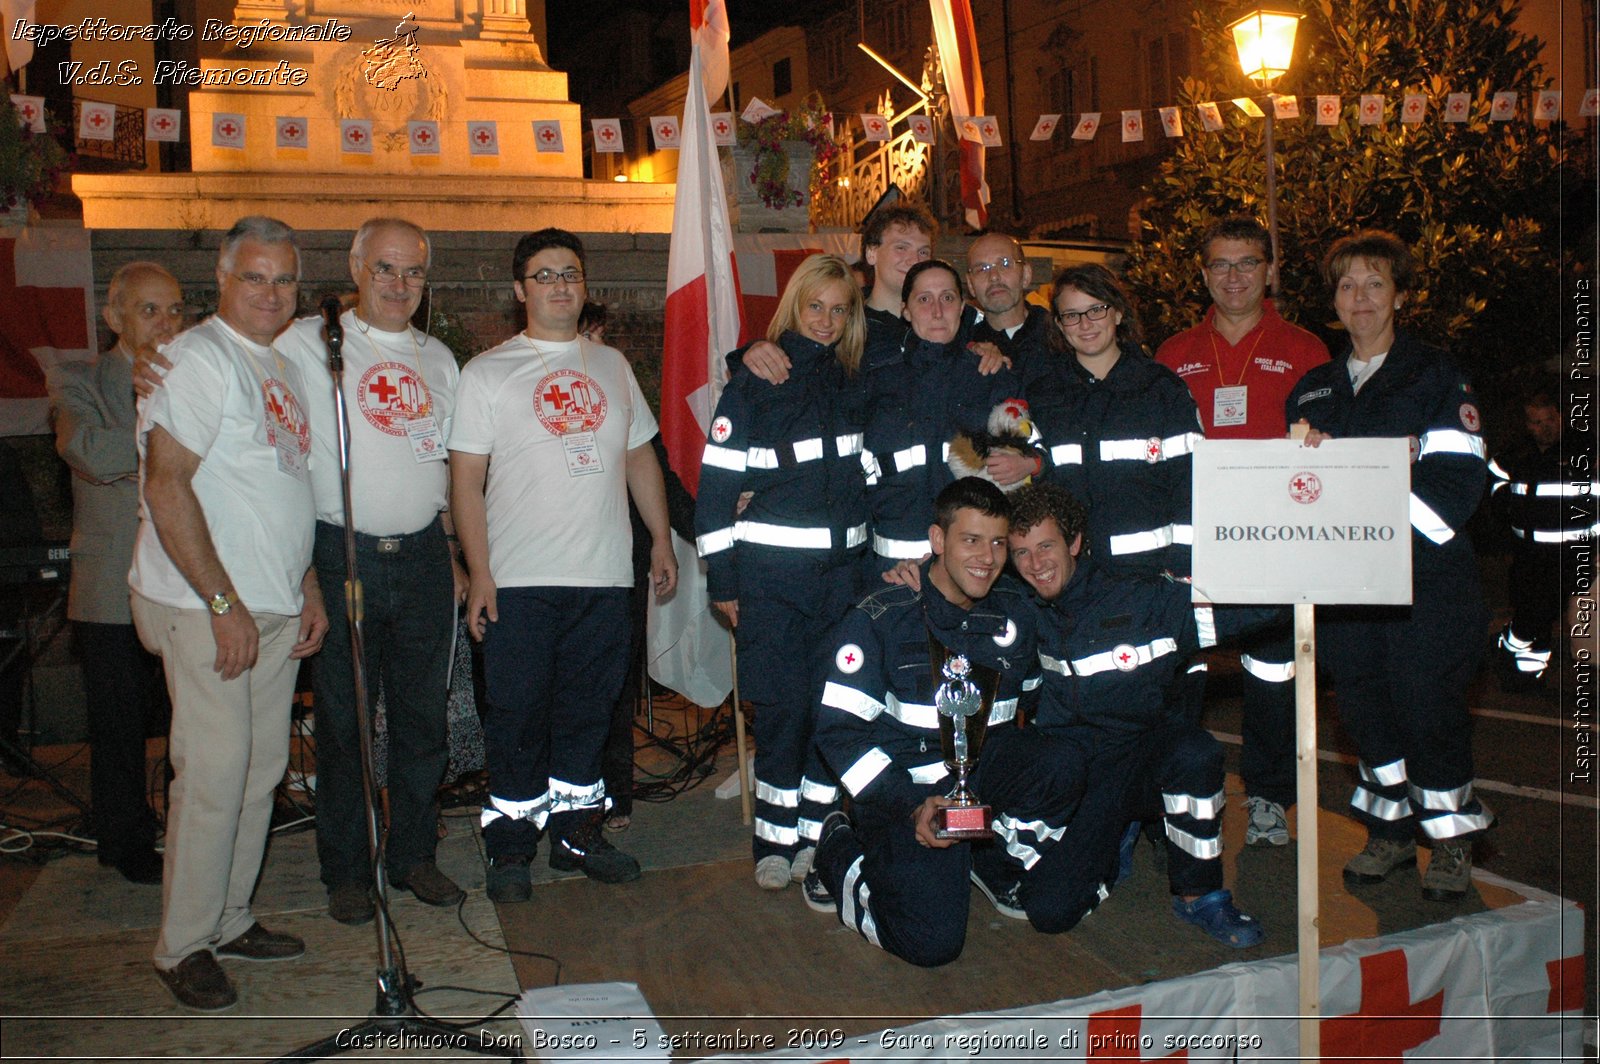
[334,11,447,152]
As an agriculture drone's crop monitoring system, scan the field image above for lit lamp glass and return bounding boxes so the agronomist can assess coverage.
[1228,8,1302,86]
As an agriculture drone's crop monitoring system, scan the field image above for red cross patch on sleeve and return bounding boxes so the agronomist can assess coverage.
[711,416,733,443]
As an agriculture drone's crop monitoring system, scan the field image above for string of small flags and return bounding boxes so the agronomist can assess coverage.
[13,86,1597,156]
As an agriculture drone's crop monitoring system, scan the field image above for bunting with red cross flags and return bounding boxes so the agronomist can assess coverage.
[407,120,440,156]
[340,119,374,154]
[10,94,44,133]
[467,121,499,156]
[275,116,307,149]
[213,113,245,149]
[532,120,564,153]
[145,108,181,143]
[590,118,624,153]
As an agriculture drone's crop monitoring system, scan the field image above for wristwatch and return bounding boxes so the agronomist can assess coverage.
[208,591,238,616]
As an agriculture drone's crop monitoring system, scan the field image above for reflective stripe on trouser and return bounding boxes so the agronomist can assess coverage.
[814,784,973,967]
[479,586,628,859]
[737,556,858,860]
[1239,624,1297,807]
[1318,567,1489,841]
[1497,626,1552,676]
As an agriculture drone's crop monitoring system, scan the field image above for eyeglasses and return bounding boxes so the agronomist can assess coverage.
[524,268,585,285]
[231,272,298,290]
[1056,303,1112,326]
[133,303,185,320]
[1205,257,1265,276]
[361,261,428,288]
[968,256,1021,275]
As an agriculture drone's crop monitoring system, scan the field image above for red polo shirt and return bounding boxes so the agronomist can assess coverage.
[1155,301,1330,439]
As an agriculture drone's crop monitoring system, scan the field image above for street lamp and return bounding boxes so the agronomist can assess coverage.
[1227,7,1302,295]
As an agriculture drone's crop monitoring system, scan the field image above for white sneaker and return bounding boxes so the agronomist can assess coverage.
[790,846,816,882]
[1244,796,1290,846]
[754,855,791,890]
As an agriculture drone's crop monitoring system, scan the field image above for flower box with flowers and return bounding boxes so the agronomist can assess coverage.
[729,103,842,232]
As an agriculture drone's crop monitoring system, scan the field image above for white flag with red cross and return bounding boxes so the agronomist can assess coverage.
[1070,112,1100,140]
[275,116,307,149]
[1029,114,1060,140]
[467,121,498,155]
[1120,110,1143,142]
[340,118,373,153]
[10,95,44,132]
[929,0,990,228]
[649,116,681,150]
[1232,97,1264,117]
[1157,106,1183,137]
[1581,88,1599,117]
[1444,92,1471,123]
[1401,93,1428,124]
[590,118,624,153]
[213,112,246,149]
[532,120,564,153]
[975,116,1001,146]
[859,112,890,141]
[78,101,116,142]
[407,120,440,155]
[145,108,181,142]
[1534,90,1562,121]
[908,114,935,144]
[1359,94,1385,125]
[1316,94,1340,125]
[1197,101,1223,130]
[709,112,735,146]
[1272,94,1299,119]
[1490,91,1517,121]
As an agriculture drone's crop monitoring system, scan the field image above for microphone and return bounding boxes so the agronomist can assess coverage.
[321,296,344,373]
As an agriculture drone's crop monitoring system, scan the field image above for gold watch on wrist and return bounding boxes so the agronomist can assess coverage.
[208,591,239,616]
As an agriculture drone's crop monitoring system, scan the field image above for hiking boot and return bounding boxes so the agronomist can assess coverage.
[1172,889,1264,949]
[216,922,304,962]
[393,861,466,907]
[790,845,816,883]
[1343,836,1417,885]
[550,817,641,884]
[1421,840,1473,902]
[802,870,835,913]
[1244,797,1291,847]
[754,855,791,890]
[970,869,1027,920]
[486,855,532,903]
[155,952,236,1011]
[327,882,375,925]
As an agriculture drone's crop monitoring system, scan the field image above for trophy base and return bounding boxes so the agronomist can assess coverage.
[934,802,993,840]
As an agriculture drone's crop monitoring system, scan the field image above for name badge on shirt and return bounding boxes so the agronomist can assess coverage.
[272,424,307,480]
[407,416,447,463]
[1214,385,1248,428]
[562,431,604,477]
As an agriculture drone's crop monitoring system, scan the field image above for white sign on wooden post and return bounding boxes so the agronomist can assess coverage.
[1191,438,1412,605]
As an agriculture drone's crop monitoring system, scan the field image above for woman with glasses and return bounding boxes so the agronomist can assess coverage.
[861,259,1040,570]
[1034,264,1203,579]
[1286,230,1491,901]
[695,254,873,892]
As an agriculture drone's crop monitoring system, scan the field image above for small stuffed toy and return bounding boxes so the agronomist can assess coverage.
[947,398,1040,492]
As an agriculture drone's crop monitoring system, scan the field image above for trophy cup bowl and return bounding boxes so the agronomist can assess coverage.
[929,642,1000,840]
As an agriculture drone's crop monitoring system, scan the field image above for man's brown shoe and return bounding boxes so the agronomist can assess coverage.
[328,882,375,925]
[216,922,304,962]
[393,861,466,907]
[155,952,236,1011]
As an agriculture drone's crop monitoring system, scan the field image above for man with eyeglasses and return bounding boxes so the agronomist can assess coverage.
[130,216,327,1011]
[273,217,468,924]
[47,262,184,886]
[450,228,677,900]
[1155,217,1328,850]
[966,232,1053,391]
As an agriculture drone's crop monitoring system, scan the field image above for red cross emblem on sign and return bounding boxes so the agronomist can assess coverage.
[475,129,491,144]
[1493,99,1512,116]
[155,115,172,130]
[1126,117,1139,131]
[283,124,300,138]
[89,111,107,128]
[1321,101,1335,116]
[714,119,729,136]
[658,124,673,139]
[1042,119,1057,133]
[1540,97,1556,114]
[1364,101,1378,116]
[1321,949,1443,1059]
[1085,1005,1186,1060]
[599,125,616,141]
[1406,100,1421,115]
[540,127,556,143]
[1450,99,1465,114]
[348,127,365,143]
[913,120,928,135]
[18,102,36,122]
[415,127,432,144]
[221,122,238,137]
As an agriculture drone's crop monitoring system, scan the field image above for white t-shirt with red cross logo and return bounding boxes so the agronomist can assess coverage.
[278,311,459,535]
[131,315,315,616]
[450,334,657,588]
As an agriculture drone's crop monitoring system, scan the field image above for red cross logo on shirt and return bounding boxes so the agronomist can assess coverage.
[369,376,400,404]
[1111,644,1140,672]
[88,111,108,128]
[542,382,569,409]
[540,126,557,143]
[347,126,366,144]
[475,128,492,145]
[282,123,300,139]
[414,127,433,144]
[220,121,238,137]
[844,651,856,665]
[155,115,173,131]
[1144,437,1163,463]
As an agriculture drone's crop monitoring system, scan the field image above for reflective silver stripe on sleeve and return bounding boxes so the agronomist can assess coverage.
[873,534,932,558]
[1417,429,1485,459]
[884,693,937,730]
[892,444,927,472]
[735,520,868,550]
[862,450,881,485]
[1409,493,1456,545]
[822,680,885,721]
[840,748,895,796]
[1109,524,1181,555]
[1162,788,1224,820]
[1486,457,1510,483]
[1193,606,1217,648]
[836,432,864,456]
[1039,652,1070,676]
[1099,431,1201,462]
[1164,821,1221,859]
[1240,654,1294,683]
[1051,443,1084,465]
[1187,661,1208,674]
[746,437,826,469]
[697,527,736,556]
[1518,480,1600,497]
[989,698,1018,725]
[908,760,950,785]
[1070,637,1178,677]
[1021,674,1042,691]
[1359,758,1408,787]
[755,779,800,808]
[1525,525,1600,543]
[702,444,748,471]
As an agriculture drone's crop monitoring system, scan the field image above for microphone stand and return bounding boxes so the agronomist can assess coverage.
[274,301,521,1062]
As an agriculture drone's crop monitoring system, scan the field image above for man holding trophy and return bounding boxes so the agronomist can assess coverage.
[806,479,1081,967]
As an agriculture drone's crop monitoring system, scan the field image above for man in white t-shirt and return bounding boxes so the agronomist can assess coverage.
[449,228,677,900]
[130,216,328,1012]
[276,218,467,925]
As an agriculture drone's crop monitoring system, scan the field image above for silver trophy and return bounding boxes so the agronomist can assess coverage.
[928,635,1001,840]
